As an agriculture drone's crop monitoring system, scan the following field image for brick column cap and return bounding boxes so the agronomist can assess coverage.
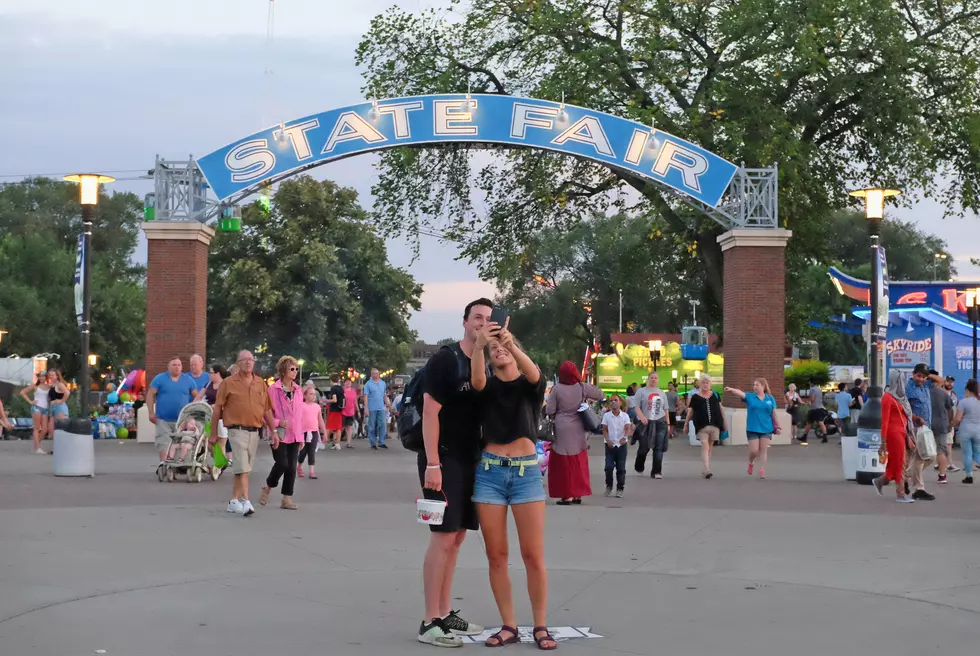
[717,228,792,252]
[142,221,215,246]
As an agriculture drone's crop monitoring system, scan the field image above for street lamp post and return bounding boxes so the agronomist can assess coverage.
[648,339,662,370]
[933,253,948,281]
[64,174,114,420]
[849,186,900,463]
[967,290,979,380]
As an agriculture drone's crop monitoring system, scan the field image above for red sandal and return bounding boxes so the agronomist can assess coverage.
[533,626,557,650]
[486,625,519,647]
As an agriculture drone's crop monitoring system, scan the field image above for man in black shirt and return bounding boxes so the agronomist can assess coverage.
[416,298,491,647]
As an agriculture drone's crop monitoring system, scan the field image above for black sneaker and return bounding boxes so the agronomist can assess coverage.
[379,444,389,449]
[912,489,936,501]
[417,618,462,647]
[371,445,378,451]
[441,610,483,636]
[964,476,974,484]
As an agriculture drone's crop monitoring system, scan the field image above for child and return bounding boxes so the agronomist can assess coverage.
[168,416,198,462]
[297,385,328,479]
[602,395,633,497]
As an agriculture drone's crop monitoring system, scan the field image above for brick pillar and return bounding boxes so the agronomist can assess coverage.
[143,222,215,379]
[717,229,793,408]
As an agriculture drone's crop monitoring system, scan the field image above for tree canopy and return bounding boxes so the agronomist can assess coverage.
[206,177,422,374]
[357,0,980,333]
[0,178,146,377]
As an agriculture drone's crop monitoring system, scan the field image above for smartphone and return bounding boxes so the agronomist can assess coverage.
[490,306,510,328]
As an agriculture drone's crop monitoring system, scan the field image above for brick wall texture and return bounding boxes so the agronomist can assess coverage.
[722,244,787,408]
[145,238,209,379]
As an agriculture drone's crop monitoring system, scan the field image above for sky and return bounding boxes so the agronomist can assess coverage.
[1,0,978,343]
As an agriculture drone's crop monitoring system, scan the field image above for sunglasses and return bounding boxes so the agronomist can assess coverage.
[288,366,299,372]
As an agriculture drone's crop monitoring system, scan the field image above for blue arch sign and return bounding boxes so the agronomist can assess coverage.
[196,94,738,207]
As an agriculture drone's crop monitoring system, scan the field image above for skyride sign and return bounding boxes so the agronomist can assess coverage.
[196,95,739,207]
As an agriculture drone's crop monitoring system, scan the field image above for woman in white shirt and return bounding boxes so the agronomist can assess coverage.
[601,395,633,498]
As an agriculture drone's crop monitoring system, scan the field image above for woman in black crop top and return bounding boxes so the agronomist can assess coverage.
[684,375,728,479]
[469,321,556,650]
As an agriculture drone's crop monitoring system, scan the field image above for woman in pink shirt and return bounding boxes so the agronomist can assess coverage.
[297,385,327,479]
[342,380,358,448]
[260,356,305,510]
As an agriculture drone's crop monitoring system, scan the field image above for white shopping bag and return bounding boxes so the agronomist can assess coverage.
[916,426,937,460]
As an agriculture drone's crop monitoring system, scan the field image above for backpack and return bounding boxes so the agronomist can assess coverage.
[398,344,480,452]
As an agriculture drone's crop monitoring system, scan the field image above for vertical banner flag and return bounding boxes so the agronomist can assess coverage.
[875,247,889,339]
[74,234,84,328]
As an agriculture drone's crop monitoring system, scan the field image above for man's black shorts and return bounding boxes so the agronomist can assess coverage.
[417,453,478,533]
[807,408,830,424]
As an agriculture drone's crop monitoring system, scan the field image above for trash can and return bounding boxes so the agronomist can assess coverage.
[53,417,95,477]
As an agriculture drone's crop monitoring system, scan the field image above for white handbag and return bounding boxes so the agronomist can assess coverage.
[916,426,937,459]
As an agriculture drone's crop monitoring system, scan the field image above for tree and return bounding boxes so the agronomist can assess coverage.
[435,337,458,347]
[0,179,146,378]
[356,0,980,335]
[496,212,702,373]
[793,210,954,363]
[206,177,422,374]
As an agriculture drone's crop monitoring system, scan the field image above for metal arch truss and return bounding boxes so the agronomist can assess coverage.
[149,156,779,230]
[670,164,779,229]
[150,156,221,223]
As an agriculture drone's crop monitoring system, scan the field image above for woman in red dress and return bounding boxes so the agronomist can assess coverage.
[873,370,917,503]
[545,362,603,505]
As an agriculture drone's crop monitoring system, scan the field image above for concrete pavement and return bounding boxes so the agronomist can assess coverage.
[1,437,979,655]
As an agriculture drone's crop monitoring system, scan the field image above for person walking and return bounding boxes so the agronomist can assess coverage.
[211,350,276,517]
[20,372,52,454]
[145,357,197,463]
[188,354,209,394]
[0,397,12,437]
[930,379,956,484]
[785,383,802,440]
[297,384,327,479]
[342,379,358,448]
[634,371,669,478]
[364,369,391,450]
[545,361,603,505]
[195,363,230,466]
[952,379,980,483]
[469,320,556,650]
[602,395,633,497]
[726,379,780,479]
[685,375,727,479]
[325,374,345,451]
[905,364,942,500]
[260,356,305,510]
[872,370,917,502]
[665,381,679,437]
[834,383,852,434]
[417,299,490,647]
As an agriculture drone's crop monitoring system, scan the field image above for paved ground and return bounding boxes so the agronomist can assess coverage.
[1,435,979,655]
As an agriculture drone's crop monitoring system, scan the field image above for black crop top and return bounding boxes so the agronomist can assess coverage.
[49,387,65,402]
[479,374,547,445]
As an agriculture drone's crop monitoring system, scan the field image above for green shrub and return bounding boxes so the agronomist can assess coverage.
[783,361,832,390]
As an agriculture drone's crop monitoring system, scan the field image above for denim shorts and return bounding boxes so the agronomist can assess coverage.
[50,403,69,417]
[472,451,546,506]
[746,431,772,440]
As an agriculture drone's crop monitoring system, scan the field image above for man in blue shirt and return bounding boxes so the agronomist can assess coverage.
[188,354,210,393]
[363,368,391,450]
[146,357,198,462]
[904,364,944,500]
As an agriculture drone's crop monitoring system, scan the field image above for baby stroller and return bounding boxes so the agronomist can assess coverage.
[156,402,219,483]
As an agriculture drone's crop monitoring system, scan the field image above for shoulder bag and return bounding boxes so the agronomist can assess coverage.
[577,384,601,433]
